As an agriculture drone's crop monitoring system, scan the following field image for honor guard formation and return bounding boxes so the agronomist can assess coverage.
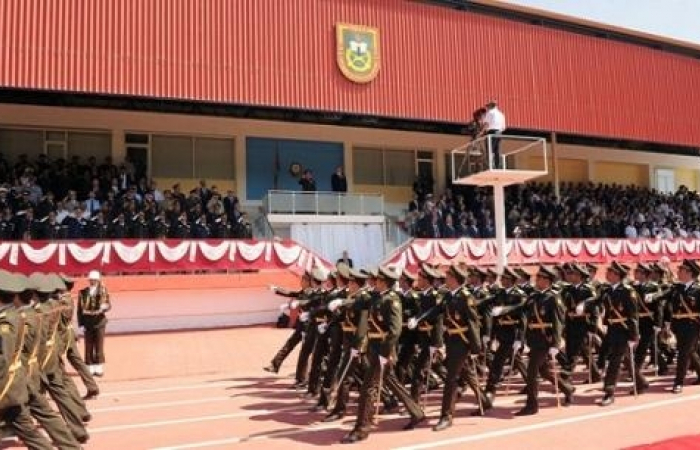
[264,259,699,443]
[0,270,110,449]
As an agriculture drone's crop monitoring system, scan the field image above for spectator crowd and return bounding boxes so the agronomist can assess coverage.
[405,181,700,240]
[0,153,252,241]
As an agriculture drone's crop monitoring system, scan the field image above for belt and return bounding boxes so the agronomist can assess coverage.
[8,361,22,372]
[638,313,652,318]
[315,317,328,323]
[607,318,627,324]
[447,327,468,335]
[498,319,518,326]
[28,356,38,366]
[418,325,433,332]
[673,313,700,319]
[567,313,589,319]
[368,332,386,339]
[528,323,552,329]
[341,325,357,333]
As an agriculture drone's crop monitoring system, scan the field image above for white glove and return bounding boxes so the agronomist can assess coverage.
[429,346,438,359]
[269,285,278,292]
[407,317,418,330]
[548,347,559,358]
[317,323,328,334]
[575,303,585,315]
[328,299,343,312]
[78,326,85,337]
[491,306,504,316]
[644,294,654,304]
[301,332,306,341]
[653,326,661,333]
[513,340,522,351]
[299,312,309,322]
[280,303,290,312]
[379,355,389,367]
[628,340,637,349]
[490,339,499,351]
[482,336,491,346]
[99,303,109,312]
[290,300,299,309]
[350,348,360,358]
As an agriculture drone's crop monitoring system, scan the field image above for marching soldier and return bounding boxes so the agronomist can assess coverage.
[485,267,528,398]
[598,262,646,406]
[560,263,601,383]
[78,270,111,377]
[341,266,425,444]
[305,270,334,401]
[516,266,575,416]
[264,272,312,375]
[432,265,490,431]
[515,267,535,296]
[663,259,700,393]
[632,263,663,376]
[395,269,421,384]
[324,268,372,422]
[406,264,444,404]
[650,263,675,375]
[15,273,82,449]
[0,271,54,450]
[293,269,327,391]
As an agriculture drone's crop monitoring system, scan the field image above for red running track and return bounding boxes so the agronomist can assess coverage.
[3,327,700,450]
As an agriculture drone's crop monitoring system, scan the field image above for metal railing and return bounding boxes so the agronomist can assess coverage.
[263,190,384,216]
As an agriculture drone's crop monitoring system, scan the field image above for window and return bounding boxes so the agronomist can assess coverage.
[0,129,44,159]
[194,137,235,179]
[67,132,111,161]
[352,147,425,186]
[151,135,194,178]
[151,134,235,180]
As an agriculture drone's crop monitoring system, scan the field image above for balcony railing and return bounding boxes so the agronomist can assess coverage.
[263,190,384,216]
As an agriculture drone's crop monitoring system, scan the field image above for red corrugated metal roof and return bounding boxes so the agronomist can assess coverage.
[0,0,698,147]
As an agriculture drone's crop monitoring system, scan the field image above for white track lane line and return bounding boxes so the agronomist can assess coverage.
[90,396,231,413]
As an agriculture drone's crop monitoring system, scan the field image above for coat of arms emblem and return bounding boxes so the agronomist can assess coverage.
[336,23,380,83]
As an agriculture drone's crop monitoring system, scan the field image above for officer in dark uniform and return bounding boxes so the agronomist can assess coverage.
[561,263,601,383]
[406,264,444,404]
[431,264,489,431]
[324,268,372,422]
[632,263,662,375]
[292,269,327,389]
[341,266,425,444]
[598,261,645,406]
[264,272,312,375]
[395,268,420,384]
[485,267,527,398]
[305,270,334,401]
[649,262,674,375]
[0,271,53,450]
[516,266,575,416]
[78,270,111,377]
[663,259,700,393]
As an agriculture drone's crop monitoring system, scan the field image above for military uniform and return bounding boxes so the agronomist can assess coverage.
[265,285,311,374]
[342,267,424,444]
[632,264,663,374]
[292,272,326,388]
[0,273,53,450]
[598,262,645,405]
[517,266,574,416]
[432,265,488,431]
[395,283,421,384]
[663,260,700,393]
[77,274,111,373]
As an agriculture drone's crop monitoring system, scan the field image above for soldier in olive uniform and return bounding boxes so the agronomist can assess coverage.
[395,268,421,384]
[341,267,425,444]
[305,270,334,401]
[516,266,575,416]
[0,271,54,450]
[649,262,675,375]
[430,265,489,431]
[406,264,445,404]
[485,267,528,398]
[324,268,372,422]
[264,272,312,375]
[663,259,700,393]
[515,267,534,296]
[77,270,111,377]
[597,262,646,406]
[632,263,663,375]
[560,264,601,383]
[292,269,327,390]
[15,273,82,449]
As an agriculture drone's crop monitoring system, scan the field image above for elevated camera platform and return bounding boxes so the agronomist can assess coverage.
[451,134,548,187]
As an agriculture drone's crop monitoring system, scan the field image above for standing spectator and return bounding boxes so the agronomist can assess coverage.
[483,100,506,169]
[299,169,317,192]
[337,250,354,268]
[331,166,347,192]
[78,270,112,377]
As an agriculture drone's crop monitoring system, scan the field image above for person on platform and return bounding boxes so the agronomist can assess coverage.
[331,166,348,193]
[482,100,506,169]
[78,270,111,377]
[299,170,317,192]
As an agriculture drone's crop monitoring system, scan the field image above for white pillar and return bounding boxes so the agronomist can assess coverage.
[493,184,507,273]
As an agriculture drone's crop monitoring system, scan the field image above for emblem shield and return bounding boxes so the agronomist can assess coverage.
[336,23,380,83]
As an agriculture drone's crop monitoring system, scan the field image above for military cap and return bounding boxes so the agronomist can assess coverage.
[570,263,589,278]
[335,262,351,280]
[501,267,519,280]
[446,264,470,282]
[419,263,444,280]
[680,259,700,277]
[28,273,56,293]
[536,265,557,281]
[311,267,328,283]
[585,263,598,272]
[470,266,488,278]
[650,262,665,274]
[47,273,67,292]
[400,268,418,282]
[607,261,630,278]
[635,263,653,274]
[378,265,400,281]
[0,270,26,293]
[514,267,531,280]
[360,267,379,279]
[348,267,368,280]
[327,270,338,280]
[486,268,498,278]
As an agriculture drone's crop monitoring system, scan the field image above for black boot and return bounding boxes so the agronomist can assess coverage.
[433,416,453,432]
[600,392,614,406]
